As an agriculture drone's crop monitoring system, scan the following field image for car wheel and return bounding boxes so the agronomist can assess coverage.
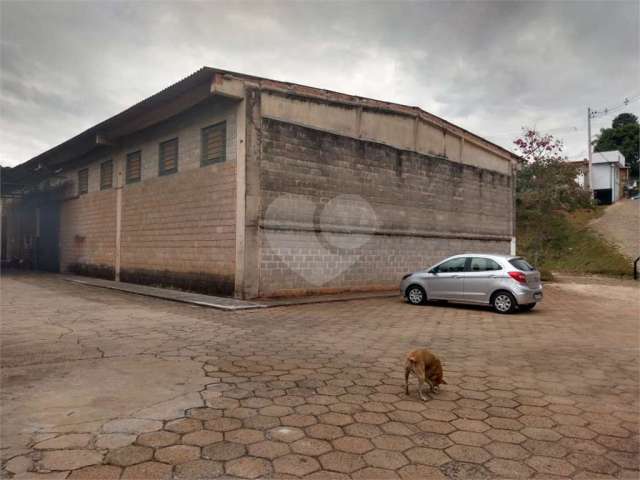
[406,285,427,305]
[492,291,517,314]
[519,303,536,311]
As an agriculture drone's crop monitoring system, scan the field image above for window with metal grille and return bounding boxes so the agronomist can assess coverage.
[126,151,141,184]
[201,122,226,166]
[78,168,89,195]
[159,138,178,175]
[100,160,113,190]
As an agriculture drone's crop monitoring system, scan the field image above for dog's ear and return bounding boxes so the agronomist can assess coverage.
[407,353,417,362]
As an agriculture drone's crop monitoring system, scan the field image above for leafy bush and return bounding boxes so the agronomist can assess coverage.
[517,208,632,277]
[514,128,593,268]
[514,128,592,213]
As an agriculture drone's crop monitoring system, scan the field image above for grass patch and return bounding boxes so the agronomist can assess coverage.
[517,207,632,278]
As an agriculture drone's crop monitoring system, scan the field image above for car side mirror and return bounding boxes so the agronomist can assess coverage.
[430,268,438,274]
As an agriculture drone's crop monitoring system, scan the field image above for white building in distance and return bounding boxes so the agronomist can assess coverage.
[569,150,628,204]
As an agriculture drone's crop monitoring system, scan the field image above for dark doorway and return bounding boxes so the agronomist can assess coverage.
[35,203,60,272]
[594,188,613,205]
[1,214,7,263]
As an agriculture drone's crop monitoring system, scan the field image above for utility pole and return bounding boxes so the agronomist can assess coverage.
[587,107,594,197]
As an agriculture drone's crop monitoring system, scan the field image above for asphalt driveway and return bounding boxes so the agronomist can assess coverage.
[1,273,638,479]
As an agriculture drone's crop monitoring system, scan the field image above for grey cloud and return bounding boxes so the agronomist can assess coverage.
[1,0,638,166]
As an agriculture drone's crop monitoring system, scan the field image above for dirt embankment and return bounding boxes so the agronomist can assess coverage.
[590,199,640,260]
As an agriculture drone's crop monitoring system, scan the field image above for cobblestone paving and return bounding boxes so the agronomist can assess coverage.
[1,274,639,479]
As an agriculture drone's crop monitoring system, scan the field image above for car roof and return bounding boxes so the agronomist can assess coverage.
[444,253,518,261]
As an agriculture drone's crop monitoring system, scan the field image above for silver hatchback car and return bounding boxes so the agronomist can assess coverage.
[400,254,543,313]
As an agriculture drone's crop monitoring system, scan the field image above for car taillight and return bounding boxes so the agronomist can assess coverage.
[508,271,527,284]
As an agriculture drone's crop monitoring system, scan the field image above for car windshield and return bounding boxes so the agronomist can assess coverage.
[509,258,535,271]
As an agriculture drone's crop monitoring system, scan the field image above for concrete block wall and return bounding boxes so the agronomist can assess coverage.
[60,190,117,278]
[120,162,236,294]
[260,90,513,175]
[258,118,512,296]
[58,97,238,293]
[260,232,509,296]
[24,71,519,299]
[123,98,237,182]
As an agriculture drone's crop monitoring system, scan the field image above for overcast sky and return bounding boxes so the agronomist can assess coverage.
[1,0,639,167]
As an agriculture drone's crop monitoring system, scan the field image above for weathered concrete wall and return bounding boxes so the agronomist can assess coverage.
[60,190,117,278]
[58,98,238,293]
[22,70,519,299]
[258,118,512,297]
[59,152,119,278]
[260,232,508,296]
[237,87,262,299]
[261,90,513,175]
[120,162,236,294]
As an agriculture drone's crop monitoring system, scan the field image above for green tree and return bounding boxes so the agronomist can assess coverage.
[514,129,592,213]
[594,113,640,178]
[612,112,637,129]
[514,128,592,267]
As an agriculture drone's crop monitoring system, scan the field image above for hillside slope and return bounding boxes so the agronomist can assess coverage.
[517,207,633,279]
[589,199,639,261]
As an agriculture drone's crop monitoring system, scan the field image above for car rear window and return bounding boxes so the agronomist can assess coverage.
[509,258,535,271]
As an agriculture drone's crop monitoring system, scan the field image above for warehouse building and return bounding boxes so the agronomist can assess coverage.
[2,67,520,298]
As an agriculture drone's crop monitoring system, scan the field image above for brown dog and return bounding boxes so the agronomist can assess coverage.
[404,349,447,401]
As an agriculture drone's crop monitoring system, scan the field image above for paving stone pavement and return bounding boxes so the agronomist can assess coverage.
[1,273,639,479]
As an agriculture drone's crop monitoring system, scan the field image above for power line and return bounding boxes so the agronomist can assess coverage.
[485,125,581,139]
[484,94,639,139]
[590,94,640,119]
[585,92,639,198]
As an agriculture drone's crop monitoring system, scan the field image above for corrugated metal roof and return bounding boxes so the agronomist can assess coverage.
[16,68,215,173]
